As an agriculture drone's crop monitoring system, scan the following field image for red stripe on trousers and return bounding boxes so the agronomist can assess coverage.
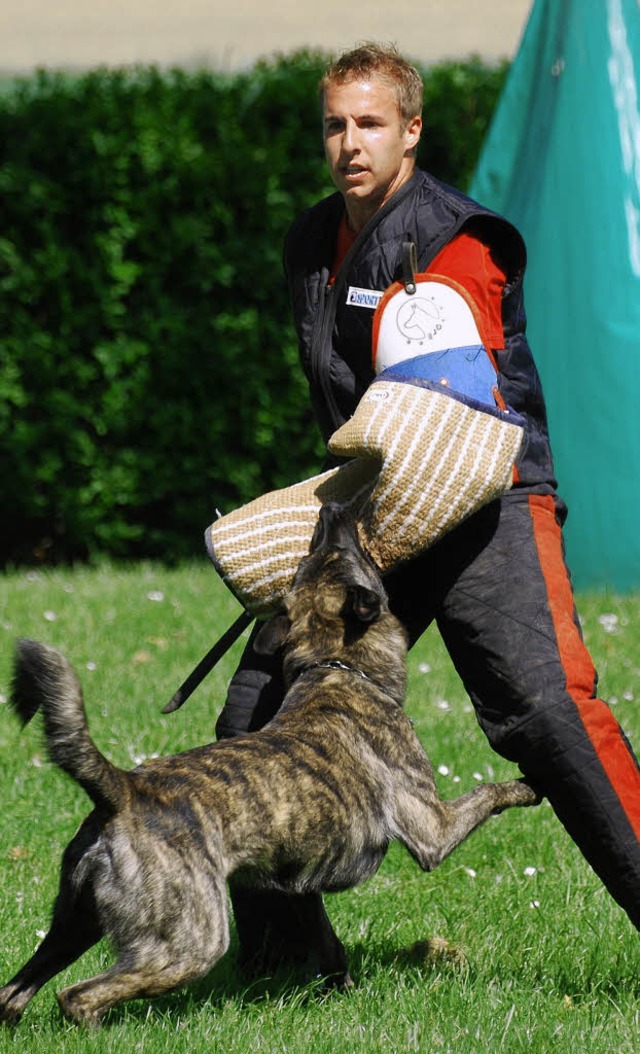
[529,494,640,841]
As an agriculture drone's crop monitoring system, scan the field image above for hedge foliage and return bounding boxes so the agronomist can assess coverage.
[0,53,508,565]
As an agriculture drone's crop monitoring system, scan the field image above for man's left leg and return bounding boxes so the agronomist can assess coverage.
[435,491,640,930]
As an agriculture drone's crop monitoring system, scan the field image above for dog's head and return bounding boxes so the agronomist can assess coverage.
[255,503,408,699]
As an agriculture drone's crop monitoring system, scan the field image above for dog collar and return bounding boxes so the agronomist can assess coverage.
[305,659,369,679]
[295,659,387,694]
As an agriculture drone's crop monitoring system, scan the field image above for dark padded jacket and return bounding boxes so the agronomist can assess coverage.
[283,168,556,490]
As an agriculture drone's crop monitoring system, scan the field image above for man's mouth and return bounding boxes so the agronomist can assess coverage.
[343,165,367,179]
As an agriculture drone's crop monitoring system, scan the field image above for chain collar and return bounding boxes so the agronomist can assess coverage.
[293,658,391,697]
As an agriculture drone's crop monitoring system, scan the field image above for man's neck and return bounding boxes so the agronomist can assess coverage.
[343,164,416,233]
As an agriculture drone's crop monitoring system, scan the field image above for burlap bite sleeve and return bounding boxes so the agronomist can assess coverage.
[206,376,523,617]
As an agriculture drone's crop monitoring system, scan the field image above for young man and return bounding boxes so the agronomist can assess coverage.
[216,43,640,981]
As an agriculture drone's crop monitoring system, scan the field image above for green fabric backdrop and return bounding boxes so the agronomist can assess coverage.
[470,0,640,590]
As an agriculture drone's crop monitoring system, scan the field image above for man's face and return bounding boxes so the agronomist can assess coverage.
[322,77,422,231]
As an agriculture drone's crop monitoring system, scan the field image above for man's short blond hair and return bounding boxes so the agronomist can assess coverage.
[319,42,424,123]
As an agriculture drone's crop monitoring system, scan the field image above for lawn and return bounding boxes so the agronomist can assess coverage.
[0,560,638,1052]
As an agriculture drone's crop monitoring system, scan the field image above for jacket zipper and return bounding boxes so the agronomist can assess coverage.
[309,175,420,434]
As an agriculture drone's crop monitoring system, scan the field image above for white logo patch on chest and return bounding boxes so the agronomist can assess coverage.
[346,286,385,309]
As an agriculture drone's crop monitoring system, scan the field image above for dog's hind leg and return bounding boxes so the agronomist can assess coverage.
[56,952,221,1027]
[0,887,102,1024]
[56,903,231,1026]
[397,778,539,872]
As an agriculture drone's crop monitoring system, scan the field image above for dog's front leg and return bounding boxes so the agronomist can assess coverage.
[397,778,539,872]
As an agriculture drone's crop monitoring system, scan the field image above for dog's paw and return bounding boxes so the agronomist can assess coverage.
[515,778,542,806]
[0,985,27,1026]
[57,988,103,1029]
[0,1003,22,1027]
[491,778,541,815]
[315,969,354,994]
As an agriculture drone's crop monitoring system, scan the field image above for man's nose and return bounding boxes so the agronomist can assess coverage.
[342,119,360,152]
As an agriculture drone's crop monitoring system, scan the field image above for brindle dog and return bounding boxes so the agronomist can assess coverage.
[0,504,538,1026]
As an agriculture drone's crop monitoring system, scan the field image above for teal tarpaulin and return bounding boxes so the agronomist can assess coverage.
[470,0,640,590]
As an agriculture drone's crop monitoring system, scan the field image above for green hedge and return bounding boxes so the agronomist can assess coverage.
[0,53,507,565]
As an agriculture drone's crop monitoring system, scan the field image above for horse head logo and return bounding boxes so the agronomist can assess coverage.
[395,298,445,344]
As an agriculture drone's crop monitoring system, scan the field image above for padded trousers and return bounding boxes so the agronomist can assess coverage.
[215,488,640,967]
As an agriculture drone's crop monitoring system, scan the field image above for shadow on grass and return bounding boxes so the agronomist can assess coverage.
[52,927,639,1030]
[91,934,480,1028]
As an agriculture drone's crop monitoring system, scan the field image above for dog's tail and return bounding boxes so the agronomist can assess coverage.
[10,639,129,813]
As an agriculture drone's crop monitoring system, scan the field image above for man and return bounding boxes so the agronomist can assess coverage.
[216,43,640,981]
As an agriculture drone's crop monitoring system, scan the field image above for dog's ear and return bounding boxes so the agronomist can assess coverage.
[253,614,291,655]
[344,585,381,625]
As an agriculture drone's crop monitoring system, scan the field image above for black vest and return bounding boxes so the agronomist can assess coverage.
[284,169,556,489]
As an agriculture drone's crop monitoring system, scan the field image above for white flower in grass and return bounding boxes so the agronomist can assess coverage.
[523,867,537,877]
[131,750,160,766]
[529,900,541,909]
[147,591,165,603]
[598,613,619,634]
[472,772,483,782]
[43,610,57,622]
[464,867,477,879]
[438,764,450,776]
[418,662,431,674]
[86,661,97,671]
[436,699,451,712]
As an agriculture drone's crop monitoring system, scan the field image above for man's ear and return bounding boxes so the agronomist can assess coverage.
[405,114,422,154]
[344,585,381,625]
[253,614,291,655]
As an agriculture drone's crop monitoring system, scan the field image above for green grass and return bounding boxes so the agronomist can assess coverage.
[0,562,639,1051]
